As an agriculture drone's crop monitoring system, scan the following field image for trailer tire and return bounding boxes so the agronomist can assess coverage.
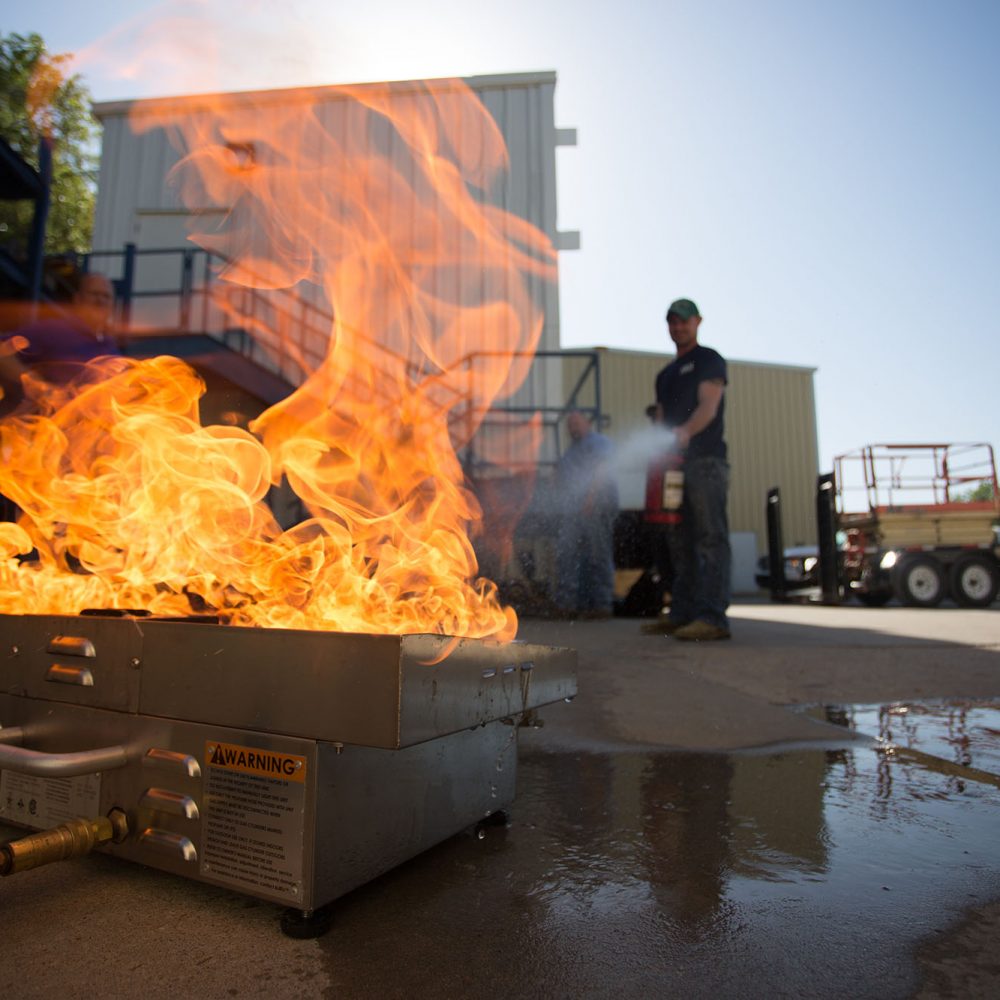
[949,555,1000,609]
[893,555,946,607]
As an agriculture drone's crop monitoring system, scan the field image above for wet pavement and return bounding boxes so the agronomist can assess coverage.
[826,700,1000,783]
[2,601,999,998]
[317,697,1000,999]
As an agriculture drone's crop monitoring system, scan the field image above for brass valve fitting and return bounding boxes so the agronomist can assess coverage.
[0,808,128,876]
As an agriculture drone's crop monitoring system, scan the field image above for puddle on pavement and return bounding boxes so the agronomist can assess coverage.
[815,699,1000,783]
[320,701,1000,999]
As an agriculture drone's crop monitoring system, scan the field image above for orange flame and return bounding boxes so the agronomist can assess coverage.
[0,80,556,640]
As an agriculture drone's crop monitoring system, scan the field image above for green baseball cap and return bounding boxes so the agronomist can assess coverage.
[666,298,700,320]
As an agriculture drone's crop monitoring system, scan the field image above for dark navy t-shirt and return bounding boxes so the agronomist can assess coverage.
[655,344,728,460]
[10,318,119,385]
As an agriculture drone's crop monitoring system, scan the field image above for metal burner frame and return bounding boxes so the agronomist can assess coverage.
[0,614,575,923]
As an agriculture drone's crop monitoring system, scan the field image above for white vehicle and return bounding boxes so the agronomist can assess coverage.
[755,545,819,591]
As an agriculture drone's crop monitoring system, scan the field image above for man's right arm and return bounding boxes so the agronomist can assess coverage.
[673,378,725,450]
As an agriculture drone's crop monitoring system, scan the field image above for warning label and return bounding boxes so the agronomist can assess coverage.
[0,770,101,829]
[205,741,306,783]
[201,740,306,902]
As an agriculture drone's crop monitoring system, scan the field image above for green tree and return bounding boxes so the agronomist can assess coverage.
[956,479,996,503]
[0,32,98,255]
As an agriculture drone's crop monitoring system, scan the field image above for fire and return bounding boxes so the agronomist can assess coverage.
[0,79,556,639]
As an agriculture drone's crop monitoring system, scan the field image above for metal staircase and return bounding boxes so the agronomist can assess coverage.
[78,242,606,473]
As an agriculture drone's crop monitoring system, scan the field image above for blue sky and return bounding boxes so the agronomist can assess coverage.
[7,0,999,468]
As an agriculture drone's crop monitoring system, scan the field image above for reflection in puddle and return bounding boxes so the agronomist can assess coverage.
[824,699,1000,782]
[321,703,1000,998]
[516,737,999,993]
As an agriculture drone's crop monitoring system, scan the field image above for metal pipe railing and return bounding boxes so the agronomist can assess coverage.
[80,244,606,475]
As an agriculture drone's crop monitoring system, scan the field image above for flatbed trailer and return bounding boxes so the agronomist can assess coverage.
[834,443,1000,608]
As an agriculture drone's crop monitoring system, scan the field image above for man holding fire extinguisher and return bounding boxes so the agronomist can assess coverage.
[645,298,731,640]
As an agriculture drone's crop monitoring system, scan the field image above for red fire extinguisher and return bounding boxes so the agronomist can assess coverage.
[644,452,683,525]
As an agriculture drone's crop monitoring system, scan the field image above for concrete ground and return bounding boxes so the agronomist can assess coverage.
[2,599,999,999]
[517,601,1000,753]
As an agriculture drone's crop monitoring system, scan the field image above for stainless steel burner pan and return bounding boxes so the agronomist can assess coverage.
[0,614,576,749]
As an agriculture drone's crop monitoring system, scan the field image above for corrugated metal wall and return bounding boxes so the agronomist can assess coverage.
[91,73,574,361]
[563,348,820,553]
[727,358,820,550]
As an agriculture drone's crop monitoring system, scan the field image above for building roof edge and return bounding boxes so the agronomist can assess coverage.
[92,70,559,119]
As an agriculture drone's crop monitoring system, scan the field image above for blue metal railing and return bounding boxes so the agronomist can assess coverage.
[84,242,335,386]
[80,242,604,472]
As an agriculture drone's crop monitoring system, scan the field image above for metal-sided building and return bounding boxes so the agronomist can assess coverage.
[91,72,579,370]
[88,70,820,582]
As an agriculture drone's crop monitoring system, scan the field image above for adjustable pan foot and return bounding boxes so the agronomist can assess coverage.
[280,903,334,939]
[474,809,510,840]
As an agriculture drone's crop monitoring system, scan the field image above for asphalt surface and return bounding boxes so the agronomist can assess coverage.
[2,599,999,999]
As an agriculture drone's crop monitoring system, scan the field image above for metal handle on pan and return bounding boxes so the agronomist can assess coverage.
[0,731,128,777]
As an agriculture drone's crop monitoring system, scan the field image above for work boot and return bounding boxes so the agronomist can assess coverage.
[641,616,690,635]
[673,620,731,642]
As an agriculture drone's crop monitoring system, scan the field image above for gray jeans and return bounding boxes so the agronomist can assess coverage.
[555,505,617,612]
[666,456,731,628]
